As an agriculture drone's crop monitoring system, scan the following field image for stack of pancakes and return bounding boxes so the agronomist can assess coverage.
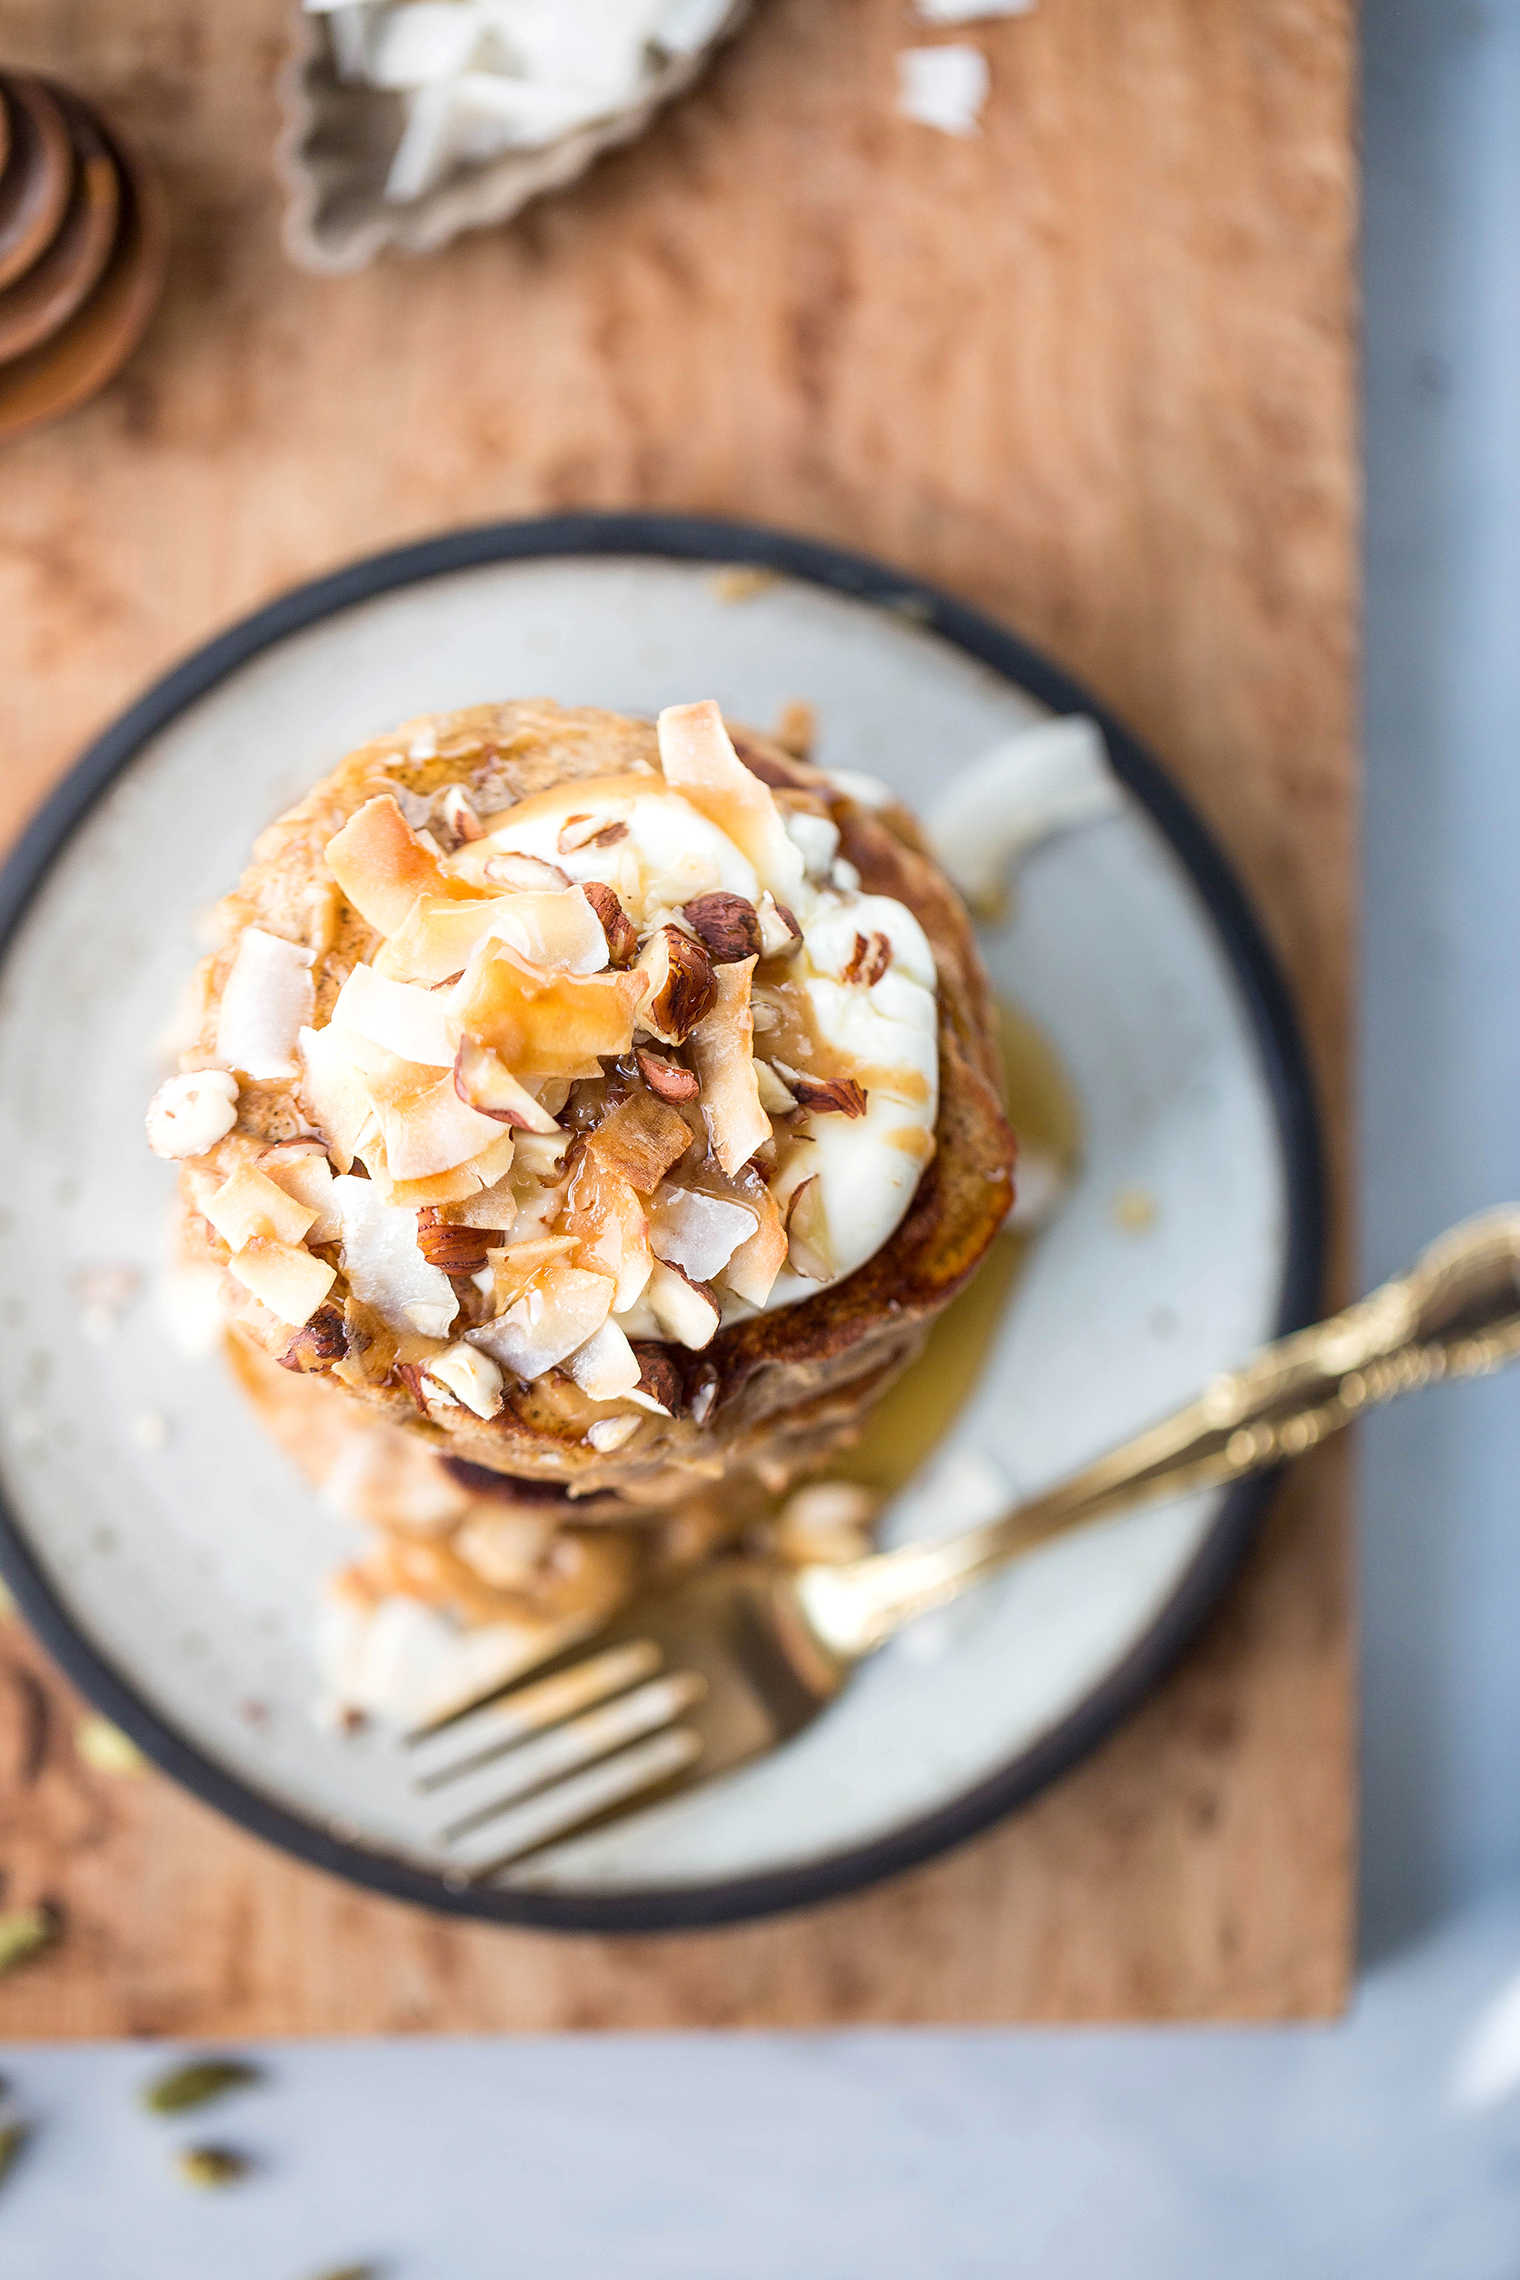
[0,70,166,443]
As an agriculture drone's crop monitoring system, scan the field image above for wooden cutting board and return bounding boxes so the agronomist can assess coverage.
[0,0,1356,2033]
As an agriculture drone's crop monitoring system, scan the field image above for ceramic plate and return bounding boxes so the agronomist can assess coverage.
[0,516,1322,1930]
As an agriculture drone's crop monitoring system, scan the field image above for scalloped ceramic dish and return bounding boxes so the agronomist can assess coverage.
[0,516,1321,1931]
[277,2,752,273]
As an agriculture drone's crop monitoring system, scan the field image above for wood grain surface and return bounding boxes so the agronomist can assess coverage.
[0,0,1357,2033]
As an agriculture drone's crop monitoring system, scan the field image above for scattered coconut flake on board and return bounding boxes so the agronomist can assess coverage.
[914,0,1033,22]
[897,44,990,136]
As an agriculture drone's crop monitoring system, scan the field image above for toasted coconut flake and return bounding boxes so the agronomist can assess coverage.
[775,1064,869,1118]
[646,1258,721,1349]
[277,1303,348,1372]
[753,1059,796,1114]
[649,1187,757,1283]
[297,1025,375,1172]
[146,1068,239,1160]
[228,1237,337,1327]
[421,1340,504,1420]
[215,928,316,1080]
[722,1165,789,1307]
[451,946,647,1079]
[261,1149,342,1243]
[632,925,717,1046]
[482,850,571,891]
[565,1149,654,1313]
[587,1090,692,1193]
[447,1168,523,1231]
[842,931,894,988]
[335,1173,458,1338]
[206,1162,318,1252]
[629,1341,683,1415]
[581,881,638,967]
[488,889,610,976]
[453,1035,561,1131]
[332,963,458,1066]
[467,1262,614,1381]
[635,1046,699,1104]
[376,894,505,986]
[656,701,807,905]
[757,892,803,958]
[688,957,771,1176]
[490,1233,579,1309]
[370,1059,509,1182]
[558,806,631,854]
[566,1318,643,1403]
[385,1125,517,1210]
[681,891,762,964]
[326,794,482,935]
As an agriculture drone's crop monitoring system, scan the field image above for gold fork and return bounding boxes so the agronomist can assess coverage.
[407,1205,1520,1882]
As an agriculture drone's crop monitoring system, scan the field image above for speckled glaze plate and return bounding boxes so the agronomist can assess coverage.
[0,516,1322,1931]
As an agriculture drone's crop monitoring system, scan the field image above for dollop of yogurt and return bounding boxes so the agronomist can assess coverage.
[451,767,939,1320]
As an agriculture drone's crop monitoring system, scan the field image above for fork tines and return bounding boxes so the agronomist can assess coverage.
[407,1639,706,1879]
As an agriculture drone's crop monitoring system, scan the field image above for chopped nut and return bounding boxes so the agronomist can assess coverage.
[775,699,816,758]
[635,1047,699,1104]
[437,784,484,845]
[842,931,894,988]
[681,891,762,965]
[421,1340,504,1420]
[646,1259,721,1349]
[145,1068,239,1161]
[143,2057,261,2115]
[633,925,717,1046]
[581,880,638,966]
[557,809,630,854]
[415,1210,496,1276]
[778,1068,868,1118]
[483,850,571,891]
[686,1361,719,1426]
[629,1342,684,1416]
[784,1175,831,1281]
[278,1303,348,1372]
[754,1059,797,1113]
[756,893,803,958]
[586,1415,640,1454]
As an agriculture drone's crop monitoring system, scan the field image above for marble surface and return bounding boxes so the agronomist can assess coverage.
[6,0,1520,2269]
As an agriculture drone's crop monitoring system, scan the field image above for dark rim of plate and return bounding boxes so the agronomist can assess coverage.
[0,512,1326,1935]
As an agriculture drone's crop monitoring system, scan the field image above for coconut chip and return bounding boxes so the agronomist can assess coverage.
[215,928,316,1080]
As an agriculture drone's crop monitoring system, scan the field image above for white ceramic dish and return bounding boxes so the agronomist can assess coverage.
[0,518,1321,1930]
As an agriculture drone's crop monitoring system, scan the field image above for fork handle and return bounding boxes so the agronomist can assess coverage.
[800,1206,1520,1658]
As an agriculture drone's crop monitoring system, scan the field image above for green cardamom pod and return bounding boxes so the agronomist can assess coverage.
[176,2143,250,2188]
[0,2120,29,2186]
[0,1906,56,1978]
[143,2057,261,2114]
